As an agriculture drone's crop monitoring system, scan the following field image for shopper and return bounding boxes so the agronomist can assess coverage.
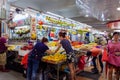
[27,37,53,80]
[54,31,76,80]
[107,32,120,80]
[0,34,9,72]
[86,46,103,73]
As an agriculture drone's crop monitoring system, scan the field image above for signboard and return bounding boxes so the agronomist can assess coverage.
[36,13,76,27]
[30,17,37,40]
[46,16,76,27]
[107,21,120,29]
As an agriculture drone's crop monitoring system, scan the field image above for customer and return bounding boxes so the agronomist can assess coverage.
[27,37,53,80]
[54,31,76,80]
[86,47,103,74]
[107,32,120,80]
[91,37,105,73]
[0,34,9,72]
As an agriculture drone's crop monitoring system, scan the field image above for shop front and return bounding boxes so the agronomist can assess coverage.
[3,5,106,80]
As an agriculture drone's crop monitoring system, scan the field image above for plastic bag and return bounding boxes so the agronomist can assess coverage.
[102,49,108,62]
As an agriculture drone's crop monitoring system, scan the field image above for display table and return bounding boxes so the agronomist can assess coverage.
[41,50,86,80]
[42,58,66,80]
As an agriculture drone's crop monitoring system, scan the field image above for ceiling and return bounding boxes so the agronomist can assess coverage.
[8,0,120,31]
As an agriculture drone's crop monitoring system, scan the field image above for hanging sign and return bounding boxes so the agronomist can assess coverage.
[30,17,37,40]
[45,16,76,27]
[107,21,120,29]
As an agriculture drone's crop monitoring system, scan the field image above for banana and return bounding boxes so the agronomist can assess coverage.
[42,53,67,62]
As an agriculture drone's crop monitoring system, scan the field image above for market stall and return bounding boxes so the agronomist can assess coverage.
[4,6,107,80]
[7,8,93,54]
[40,49,87,80]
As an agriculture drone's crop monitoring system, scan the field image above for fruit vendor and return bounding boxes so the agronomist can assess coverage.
[27,37,53,80]
[54,31,76,80]
[0,34,9,72]
[86,46,103,74]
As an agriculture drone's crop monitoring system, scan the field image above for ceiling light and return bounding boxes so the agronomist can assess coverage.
[101,13,105,21]
[85,14,89,17]
[117,7,120,11]
[8,0,19,2]
[46,11,64,18]
[13,13,29,22]
[107,19,110,20]
[66,18,76,22]
[15,25,29,29]
[114,30,120,32]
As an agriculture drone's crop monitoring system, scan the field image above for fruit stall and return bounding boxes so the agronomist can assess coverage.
[5,7,106,79]
[40,50,85,80]
[7,7,95,56]
[42,53,67,80]
[36,41,98,80]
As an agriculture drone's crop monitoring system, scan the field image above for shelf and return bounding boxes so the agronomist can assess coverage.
[15,25,30,29]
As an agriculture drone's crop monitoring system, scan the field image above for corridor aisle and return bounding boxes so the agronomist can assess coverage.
[0,71,25,80]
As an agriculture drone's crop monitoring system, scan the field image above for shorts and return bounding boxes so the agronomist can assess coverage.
[0,52,6,65]
[66,52,76,63]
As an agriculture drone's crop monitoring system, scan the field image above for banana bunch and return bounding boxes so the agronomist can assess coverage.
[47,41,58,47]
[79,43,97,50]
[42,53,67,62]
[8,45,15,51]
[31,33,37,40]
[88,43,97,46]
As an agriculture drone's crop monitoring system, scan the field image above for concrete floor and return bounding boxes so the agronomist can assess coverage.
[0,65,106,80]
[0,70,104,80]
[0,71,25,80]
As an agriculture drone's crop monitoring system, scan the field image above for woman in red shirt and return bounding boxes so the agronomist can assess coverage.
[87,47,103,73]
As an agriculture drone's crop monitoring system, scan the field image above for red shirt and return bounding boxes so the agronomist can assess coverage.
[90,47,101,57]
